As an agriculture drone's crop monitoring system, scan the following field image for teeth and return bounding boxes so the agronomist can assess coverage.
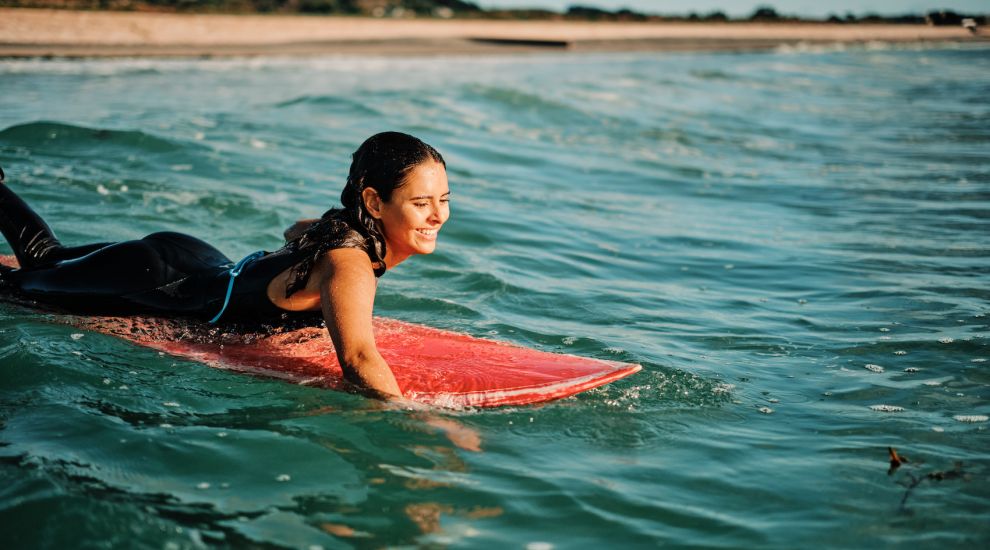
[418,229,436,235]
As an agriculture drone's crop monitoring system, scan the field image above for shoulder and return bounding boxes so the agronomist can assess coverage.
[321,247,375,274]
[310,214,384,276]
[312,247,382,287]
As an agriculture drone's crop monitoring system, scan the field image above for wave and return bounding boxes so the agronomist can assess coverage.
[460,84,598,125]
[774,40,990,56]
[0,121,184,155]
[273,94,381,117]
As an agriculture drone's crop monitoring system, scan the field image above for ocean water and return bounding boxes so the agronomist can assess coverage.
[0,43,988,548]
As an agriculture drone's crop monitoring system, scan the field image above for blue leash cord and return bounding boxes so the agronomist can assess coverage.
[209,250,266,324]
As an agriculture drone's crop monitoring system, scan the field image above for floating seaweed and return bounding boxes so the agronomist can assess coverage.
[887,446,907,475]
[886,446,968,512]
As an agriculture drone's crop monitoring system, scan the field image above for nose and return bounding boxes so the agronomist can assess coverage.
[429,202,445,225]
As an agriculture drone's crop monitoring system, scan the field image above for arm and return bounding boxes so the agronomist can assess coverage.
[319,248,402,398]
[283,218,320,242]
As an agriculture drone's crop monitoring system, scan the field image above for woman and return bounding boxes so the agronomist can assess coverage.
[0,131,450,399]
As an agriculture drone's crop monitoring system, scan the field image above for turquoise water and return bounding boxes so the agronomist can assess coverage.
[1,44,988,547]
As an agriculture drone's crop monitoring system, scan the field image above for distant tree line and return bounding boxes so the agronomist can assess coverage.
[1,1,986,24]
[0,0,483,16]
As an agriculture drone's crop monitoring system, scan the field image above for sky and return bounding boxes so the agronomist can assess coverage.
[476,1,989,17]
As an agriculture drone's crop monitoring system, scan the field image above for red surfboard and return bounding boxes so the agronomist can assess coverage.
[0,255,641,408]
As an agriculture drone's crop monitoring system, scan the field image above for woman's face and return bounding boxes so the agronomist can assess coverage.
[364,160,450,264]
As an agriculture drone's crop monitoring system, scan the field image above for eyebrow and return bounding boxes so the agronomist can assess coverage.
[409,192,451,200]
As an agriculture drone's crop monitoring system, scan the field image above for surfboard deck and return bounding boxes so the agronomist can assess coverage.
[0,255,641,408]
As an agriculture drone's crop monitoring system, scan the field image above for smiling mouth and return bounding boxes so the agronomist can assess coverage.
[416,228,439,238]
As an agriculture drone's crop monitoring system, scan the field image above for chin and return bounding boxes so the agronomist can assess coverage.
[410,236,439,255]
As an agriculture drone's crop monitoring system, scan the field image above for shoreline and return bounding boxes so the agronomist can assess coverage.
[1,8,987,58]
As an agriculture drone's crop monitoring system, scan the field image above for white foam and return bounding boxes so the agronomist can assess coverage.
[773,40,987,56]
[713,383,735,394]
[143,190,201,206]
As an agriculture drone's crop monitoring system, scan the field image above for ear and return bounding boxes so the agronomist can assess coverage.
[362,187,383,220]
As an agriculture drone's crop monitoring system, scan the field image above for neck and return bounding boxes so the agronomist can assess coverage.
[373,219,410,271]
[382,247,410,270]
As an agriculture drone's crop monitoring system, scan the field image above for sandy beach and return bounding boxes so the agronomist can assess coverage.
[0,7,986,57]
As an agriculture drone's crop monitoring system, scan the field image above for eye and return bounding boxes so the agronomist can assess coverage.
[413,202,429,208]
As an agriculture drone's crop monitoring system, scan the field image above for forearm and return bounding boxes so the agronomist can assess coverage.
[339,348,402,398]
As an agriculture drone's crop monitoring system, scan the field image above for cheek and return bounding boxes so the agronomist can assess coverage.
[407,208,426,227]
[392,209,422,234]
[383,207,413,230]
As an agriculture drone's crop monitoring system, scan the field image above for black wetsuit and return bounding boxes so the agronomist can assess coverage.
[6,233,312,321]
[0,172,363,324]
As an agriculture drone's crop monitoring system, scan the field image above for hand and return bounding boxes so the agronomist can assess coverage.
[283,218,319,242]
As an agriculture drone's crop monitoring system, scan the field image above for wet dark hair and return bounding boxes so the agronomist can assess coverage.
[284,131,445,297]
